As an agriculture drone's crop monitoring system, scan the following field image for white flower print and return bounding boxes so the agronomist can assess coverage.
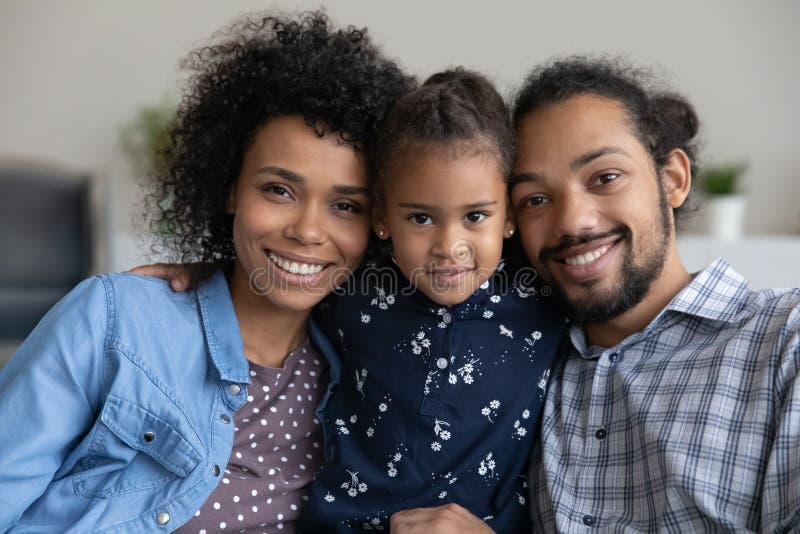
[517,493,526,505]
[335,419,350,435]
[378,402,387,412]
[482,310,494,319]
[449,358,480,385]
[481,400,501,422]
[360,312,371,324]
[386,448,405,477]
[324,492,335,503]
[499,325,514,338]
[407,329,432,358]
[366,427,374,437]
[522,409,530,419]
[350,414,358,424]
[480,280,490,290]
[439,491,448,499]
[431,441,441,451]
[490,295,501,303]
[537,368,551,396]
[341,470,368,497]
[477,452,497,480]
[370,287,396,310]
[355,368,368,399]
[433,419,452,443]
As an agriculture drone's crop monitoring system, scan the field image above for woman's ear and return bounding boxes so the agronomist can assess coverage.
[662,148,692,209]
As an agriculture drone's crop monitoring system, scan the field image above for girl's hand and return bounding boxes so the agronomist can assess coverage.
[390,504,495,534]
[127,263,194,292]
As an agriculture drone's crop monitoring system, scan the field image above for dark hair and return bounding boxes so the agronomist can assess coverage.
[147,11,414,280]
[513,57,700,225]
[372,68,513,210]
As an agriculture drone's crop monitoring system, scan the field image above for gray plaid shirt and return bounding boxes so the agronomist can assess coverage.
[530,258,800,533]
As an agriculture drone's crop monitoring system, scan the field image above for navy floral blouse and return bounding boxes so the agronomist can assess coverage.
[300,260,566,533]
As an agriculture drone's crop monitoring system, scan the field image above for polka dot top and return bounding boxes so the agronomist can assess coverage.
[174,339,328,534]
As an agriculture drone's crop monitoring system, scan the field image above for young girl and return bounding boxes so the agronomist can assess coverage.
[0,12,411,533]
[298,70,566,533]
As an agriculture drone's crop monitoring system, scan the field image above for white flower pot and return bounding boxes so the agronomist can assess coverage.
[706,195,746,241]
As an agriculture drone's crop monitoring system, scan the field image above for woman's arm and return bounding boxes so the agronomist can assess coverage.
[0,277,107,527]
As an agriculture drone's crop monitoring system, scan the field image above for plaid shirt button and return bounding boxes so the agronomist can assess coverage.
[582,514,596,526]
[595,428,607,440]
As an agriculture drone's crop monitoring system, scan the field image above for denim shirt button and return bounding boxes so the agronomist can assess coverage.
[142,431,155,443]
[156,512,170,525]
[228,384,241,395]
[212,464,221,476]
[220,413,231,424]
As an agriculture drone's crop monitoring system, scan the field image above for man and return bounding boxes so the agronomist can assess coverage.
[392,58,800,532]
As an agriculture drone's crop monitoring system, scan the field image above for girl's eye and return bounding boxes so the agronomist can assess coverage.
[333,201,362,214]
[409,213,433,225]
[464,211,487,223]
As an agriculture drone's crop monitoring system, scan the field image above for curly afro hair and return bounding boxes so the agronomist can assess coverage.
[147,11,414,280]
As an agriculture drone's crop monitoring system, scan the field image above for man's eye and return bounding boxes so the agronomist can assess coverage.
[521,195,548,208]
[409,214,433,225]
[464,211,487,223]
[595,172,620,185]
[333,202,361,213]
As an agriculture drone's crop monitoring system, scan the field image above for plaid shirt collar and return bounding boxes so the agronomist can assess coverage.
[569,257,750,358]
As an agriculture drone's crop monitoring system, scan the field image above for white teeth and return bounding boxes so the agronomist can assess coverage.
[268,252,325,275]
[564,244,610,266]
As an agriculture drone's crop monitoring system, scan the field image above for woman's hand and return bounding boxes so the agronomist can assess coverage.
[390,504,495,534]
[127,263,195,292]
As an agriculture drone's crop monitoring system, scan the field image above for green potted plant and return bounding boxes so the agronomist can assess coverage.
[697,162,747,241]
[119,96,177,179]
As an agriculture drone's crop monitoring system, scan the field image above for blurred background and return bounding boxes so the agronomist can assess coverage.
[1,0,799,359]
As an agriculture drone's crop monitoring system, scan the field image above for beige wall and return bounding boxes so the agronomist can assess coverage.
[1,0,799,270]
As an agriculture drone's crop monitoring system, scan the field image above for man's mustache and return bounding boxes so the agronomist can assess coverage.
[539,225,629,263]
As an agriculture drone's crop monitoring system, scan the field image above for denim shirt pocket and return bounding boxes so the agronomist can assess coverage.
[74,393,202,499]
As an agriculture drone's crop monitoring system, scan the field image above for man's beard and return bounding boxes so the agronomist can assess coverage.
[540,198,672,325]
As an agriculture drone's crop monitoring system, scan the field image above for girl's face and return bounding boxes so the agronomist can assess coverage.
[375,145,514,306]
[229,115,371,312]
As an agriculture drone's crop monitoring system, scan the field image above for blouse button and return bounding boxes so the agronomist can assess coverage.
[442,312,452,324]
[228,384,241,395]
[436,358,448,370]
[156,512,170,525]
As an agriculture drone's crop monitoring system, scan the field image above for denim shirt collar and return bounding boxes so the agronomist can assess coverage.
[196,271,251,384]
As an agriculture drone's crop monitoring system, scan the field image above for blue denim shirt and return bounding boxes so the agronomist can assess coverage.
[0,271,341,533]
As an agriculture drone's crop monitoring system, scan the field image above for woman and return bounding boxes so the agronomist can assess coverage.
[0,11,412,533]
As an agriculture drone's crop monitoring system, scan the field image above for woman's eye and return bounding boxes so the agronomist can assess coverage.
[464,211,487,223]
[263,184,292,198]
[409,213,433,225]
